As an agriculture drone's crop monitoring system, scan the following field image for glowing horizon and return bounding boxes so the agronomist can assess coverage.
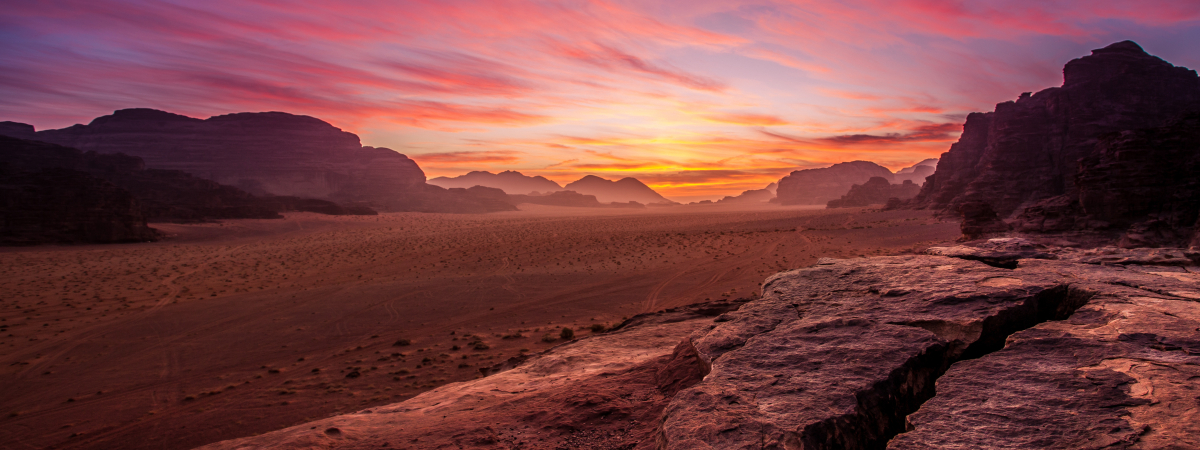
[3,1,1198,202]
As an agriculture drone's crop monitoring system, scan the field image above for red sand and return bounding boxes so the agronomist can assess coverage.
[0,204,958,450]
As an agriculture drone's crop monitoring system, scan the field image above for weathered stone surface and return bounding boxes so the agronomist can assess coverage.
[956,198,1010,240]
[198,300,747,450]
[193,246,1199,450]
[827,177,920,208]
[889,258,1200,449]
[914,41,1200,244]
[777,161,895,205]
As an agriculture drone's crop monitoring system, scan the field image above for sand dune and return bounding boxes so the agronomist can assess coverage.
[0,204,957,450]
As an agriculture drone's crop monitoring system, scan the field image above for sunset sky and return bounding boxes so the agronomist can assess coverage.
[3,1,1199,201]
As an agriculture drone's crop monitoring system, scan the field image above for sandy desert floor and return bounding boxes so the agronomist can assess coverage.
[0,203,959,450]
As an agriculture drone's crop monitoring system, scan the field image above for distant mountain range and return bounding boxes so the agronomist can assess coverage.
[429,170,562,195]
[430,171,676,205]
[0,109,514,214]
[563,175,674,204]
[777,158,938,205]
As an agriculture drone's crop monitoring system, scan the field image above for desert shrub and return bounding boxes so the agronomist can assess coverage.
[392,339,411,346]
[541,333,557,343]
[590,323,607,333]
[560,327,575,340]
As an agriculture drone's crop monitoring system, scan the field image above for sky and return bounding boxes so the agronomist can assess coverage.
[2,1,1199,202]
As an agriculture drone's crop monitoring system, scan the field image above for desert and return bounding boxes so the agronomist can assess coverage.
[0,204,957,449]
[3,3,1200,450]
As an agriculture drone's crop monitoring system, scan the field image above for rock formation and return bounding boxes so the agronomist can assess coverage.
[776,161,894,205]
[0,136,382,245]
[913,41,1200,245]
[200,241,1200,449]
[716,183,776,204]
[562,175,674,204]
[3,109,513,213]
[893,158,937,185]
[428,170,562,195]
[826,177,920,208]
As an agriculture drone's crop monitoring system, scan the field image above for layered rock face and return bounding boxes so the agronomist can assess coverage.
[777,161,894,205]
[914,41,1200,244]
[428,170,563,195]
[892,158,937,185]
[199,243,1199,449]
[562,175,674,204]
[1015,112,1200,246]
[826,177,919,208]
[12,109,450,211]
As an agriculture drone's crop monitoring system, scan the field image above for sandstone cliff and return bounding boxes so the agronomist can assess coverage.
[1,167,159,245]
[198,241,1200,449]
[913,41,1200,245]
[826,177,920,208]
[776,161,894,205]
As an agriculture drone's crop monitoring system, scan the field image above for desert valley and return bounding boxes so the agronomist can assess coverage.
[2,3,1200,450]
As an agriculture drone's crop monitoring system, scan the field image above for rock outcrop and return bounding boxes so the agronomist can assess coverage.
[508,190,603,207]
[4,109,515,213]
[913,41,1200,245]
[562,175,674,204]
[777,161,894,205]
[428,170,562,195]
[197,241,1199,450]
[826,177,920,208]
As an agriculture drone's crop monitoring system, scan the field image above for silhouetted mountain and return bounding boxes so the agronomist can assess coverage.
[776,161,894,205]
[716,183,776,204]
[894,158,938,185]
[562,175,674,204]
[913,41,1200,246]
[2,109,512,213]
[429,170,562,195]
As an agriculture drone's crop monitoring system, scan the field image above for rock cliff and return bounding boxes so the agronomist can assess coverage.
[6,109,514,213]
[776,161,894,205]
[913,41,1200,245]
[198,241,1200,449]
[826,177,920,208]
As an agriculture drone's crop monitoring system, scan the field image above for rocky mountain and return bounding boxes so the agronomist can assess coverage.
[428,170,562,195]
[562,175,674,204]
[913,41,1200,245]
[716,184,776,204]
[508,190,601,207]
[776,160,894,205]
[826,177,920,208]
[893,158,938,185]
[201,241,1200,450]
[3,109,512,213]
[0,136,384,244]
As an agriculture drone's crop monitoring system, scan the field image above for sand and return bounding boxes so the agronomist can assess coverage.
[0,203,959,450]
